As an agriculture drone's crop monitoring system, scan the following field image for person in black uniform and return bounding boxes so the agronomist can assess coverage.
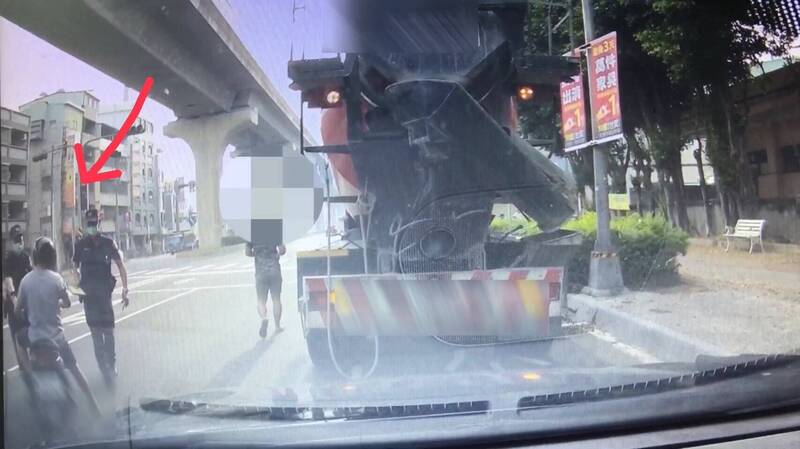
[3,226,33,369]
[245,241,286,338]
[72,207,129,384]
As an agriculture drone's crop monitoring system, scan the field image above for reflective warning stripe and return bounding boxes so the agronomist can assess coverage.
[297,249,350,258]
[302,267,563,337]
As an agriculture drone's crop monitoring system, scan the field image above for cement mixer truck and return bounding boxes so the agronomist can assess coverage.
[287,0,583,368]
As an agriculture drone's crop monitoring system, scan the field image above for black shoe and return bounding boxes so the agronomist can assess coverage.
[259,320,269,338]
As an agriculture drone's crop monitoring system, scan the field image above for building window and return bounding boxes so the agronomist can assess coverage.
[148,168,153,178]
[135,213,141,224]
[780,145,800,173]
[748,149,769,176]
[149,213,155,224]
[142,168,146,177]
[149,191,154,201]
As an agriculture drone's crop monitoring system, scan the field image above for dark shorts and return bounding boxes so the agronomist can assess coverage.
[16,330,77,368]
[256,274,282,300]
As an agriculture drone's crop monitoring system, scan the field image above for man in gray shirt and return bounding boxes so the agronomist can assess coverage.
[19,268,71,347]
[16,238,99,414]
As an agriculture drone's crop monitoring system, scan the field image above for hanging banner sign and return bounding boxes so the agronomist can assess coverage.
[62,130,80,208]
[559,74,588,152]
[587,32,623,143]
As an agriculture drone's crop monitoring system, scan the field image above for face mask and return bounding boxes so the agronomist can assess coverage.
[86,226,99,236]
[13,242,24,252]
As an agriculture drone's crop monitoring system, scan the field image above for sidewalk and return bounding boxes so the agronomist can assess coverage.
[569,242,800,357]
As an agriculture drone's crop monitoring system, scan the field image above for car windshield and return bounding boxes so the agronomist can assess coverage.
[2,1,800,448]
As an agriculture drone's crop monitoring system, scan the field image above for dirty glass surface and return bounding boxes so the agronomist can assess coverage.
[1,1,799,448]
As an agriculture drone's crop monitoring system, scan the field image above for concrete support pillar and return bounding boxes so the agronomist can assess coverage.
[164,108,257,252]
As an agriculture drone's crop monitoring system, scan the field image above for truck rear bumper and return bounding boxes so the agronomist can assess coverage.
[301,267,564,338]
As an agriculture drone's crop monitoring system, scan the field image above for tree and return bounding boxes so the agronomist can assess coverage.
[519,0,794,231]
[632,0,795,225]
[520,0,692,228]
[596,0,694,229]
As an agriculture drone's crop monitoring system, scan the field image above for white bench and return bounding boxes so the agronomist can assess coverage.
[724,219,765,254]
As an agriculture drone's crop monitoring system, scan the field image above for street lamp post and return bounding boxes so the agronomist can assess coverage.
[582,0,624,296]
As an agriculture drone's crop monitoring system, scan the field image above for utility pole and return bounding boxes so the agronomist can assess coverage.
[115,178,120,244]
[582,0,624,296]
[49,145,56,242]
[33,139,69,268]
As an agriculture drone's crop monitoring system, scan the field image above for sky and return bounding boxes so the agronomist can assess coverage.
[0,0,328,186]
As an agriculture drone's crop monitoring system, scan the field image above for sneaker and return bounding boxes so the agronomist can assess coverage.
[259,320,269,338]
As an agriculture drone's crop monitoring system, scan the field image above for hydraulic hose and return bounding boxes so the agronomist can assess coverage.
[324,163,379,380]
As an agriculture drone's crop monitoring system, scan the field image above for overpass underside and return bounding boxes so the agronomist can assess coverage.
[3,0,319,250]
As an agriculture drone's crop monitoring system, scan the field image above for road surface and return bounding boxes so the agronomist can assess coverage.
[3,233,653,449]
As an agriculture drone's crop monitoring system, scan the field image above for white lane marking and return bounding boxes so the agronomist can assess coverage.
[128,284,255,294]
[589,329,661,364]
[445,350,466,372]
[65,299,124,328]
[4,270,285,330]
[128,269,254,279]
[173,277,196,285]
[144,267,173,275]
[49,277,163,324]
[121,277,164,290]
[236,262,252,270]
[127,270,150,276]
[214,263,239,271]
[189,264,217,273]
[4,289,198,375]
[113,289,197,325]
[63,312,87,326]
[168,266,194,273]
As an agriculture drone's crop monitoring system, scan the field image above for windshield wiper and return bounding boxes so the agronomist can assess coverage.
[517,353,800,412]
[139,397,490,422]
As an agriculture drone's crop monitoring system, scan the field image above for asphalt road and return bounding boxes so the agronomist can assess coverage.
[3,233,652,449]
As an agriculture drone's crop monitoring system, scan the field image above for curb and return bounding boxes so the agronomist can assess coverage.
[566,293,735,361]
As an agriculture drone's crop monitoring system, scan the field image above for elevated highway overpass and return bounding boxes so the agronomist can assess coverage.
[2,0,317,250]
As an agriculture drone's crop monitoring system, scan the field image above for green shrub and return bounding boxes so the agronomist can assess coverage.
[562,213,689,289]
[490,217,541,237]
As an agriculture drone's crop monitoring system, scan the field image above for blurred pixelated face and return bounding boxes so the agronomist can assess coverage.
[220,146,324,245]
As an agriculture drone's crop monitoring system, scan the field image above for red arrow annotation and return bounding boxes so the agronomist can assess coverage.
[74,76,153,184]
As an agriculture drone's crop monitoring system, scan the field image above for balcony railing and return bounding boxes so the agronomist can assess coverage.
[1,183,27,197]
[1,220,26,234]
[1,145,27,161]
[99,192,131,207]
